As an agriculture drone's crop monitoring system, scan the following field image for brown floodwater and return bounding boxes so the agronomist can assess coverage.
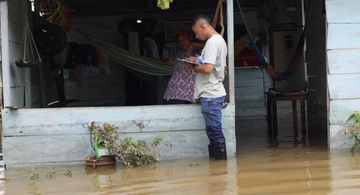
[2,117,360,195]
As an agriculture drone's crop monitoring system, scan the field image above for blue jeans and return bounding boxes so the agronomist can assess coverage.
[200,96,226,148]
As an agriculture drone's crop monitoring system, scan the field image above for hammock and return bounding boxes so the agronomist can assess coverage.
[79,32,173,76]
[235,0,311,81]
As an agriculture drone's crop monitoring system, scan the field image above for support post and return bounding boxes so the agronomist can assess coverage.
[227,0,235,103]
[1,1,10,108]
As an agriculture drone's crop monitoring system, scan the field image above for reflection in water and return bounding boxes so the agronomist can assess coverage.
[2,117,360,194]
[28,181,41,195]
[85,166,118,191]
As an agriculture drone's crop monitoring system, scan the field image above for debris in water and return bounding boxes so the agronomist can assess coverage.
[65,169,73,177]
[46,171,56,179]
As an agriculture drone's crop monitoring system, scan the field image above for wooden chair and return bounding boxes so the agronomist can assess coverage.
[266,89,307,137]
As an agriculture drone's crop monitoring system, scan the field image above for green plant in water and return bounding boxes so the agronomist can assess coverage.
[65,169,73,177]
[46,171,56,179]
[87,121,169,167]
[28,167,40,181]
[1,177,10,182]
[343,112,360,154]
[114,136,166,167]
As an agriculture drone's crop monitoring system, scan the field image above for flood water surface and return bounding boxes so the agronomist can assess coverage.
[3,118,360,194]
[3,147,360,195]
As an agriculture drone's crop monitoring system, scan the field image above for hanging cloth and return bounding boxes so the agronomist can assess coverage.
[157,0,173,10]
[212,0,225,37]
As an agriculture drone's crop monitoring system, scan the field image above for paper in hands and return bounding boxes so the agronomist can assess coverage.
[176,56,204,67]
[176,58,200,66]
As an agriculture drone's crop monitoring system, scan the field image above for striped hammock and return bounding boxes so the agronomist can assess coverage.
[80,32,173,76]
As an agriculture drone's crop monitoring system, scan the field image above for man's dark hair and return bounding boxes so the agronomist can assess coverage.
[192,14,212,26]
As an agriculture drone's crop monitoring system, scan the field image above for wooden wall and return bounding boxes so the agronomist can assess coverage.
[2,104,236,167]
[7,2,26,107]
[62,17,126,107]
[305,0,328,140]
[235,68,299,118]
[326,0,360,150]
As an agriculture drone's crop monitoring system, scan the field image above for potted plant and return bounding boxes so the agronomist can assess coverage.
[87,122,168,167]
[15,58,41,68]
[343,112,360,154]
[88,122,119,159]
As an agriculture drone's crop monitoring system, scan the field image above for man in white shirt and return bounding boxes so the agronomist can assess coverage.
[188,15,228,161]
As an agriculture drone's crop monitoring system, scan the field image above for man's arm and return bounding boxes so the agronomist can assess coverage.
[193,63,214,74]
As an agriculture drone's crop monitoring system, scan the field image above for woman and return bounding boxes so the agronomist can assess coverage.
[144,29,203,104]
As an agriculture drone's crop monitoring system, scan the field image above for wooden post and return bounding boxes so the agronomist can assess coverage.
[271,98,278,136]
[301,99,306,136]
[1,1,10,108]
[292,100,298,134]
[266,94,272,134]
[227,0,235,103]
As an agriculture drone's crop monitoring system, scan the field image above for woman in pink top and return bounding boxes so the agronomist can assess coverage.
[144,29,203,104]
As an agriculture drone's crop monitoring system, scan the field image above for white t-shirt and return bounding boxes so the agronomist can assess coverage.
[194,34,227,99]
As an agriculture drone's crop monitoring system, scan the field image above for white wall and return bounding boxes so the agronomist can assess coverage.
[7,1,26,107]
[326,0,360,150]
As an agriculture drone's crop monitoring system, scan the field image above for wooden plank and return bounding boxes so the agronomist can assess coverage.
[236,100,265,109]
[24,69,32,108]
[8,19,23,44]
[65,99,125,107]
[235,78,263,88]
[236,107,266,117]
[329,99,360,125]
[3,128,236,166]
[2,104,235,136]
[328,50,360,75]
[8,1,24,27]
[9,42,25,86]
[235,69,263,80]
[328,74,360,100]
[235,86,264,96]
[3,134,94,165]
[328,24,360,50]
[235,94,264,102]
[10,87,24,107]
[326,0,360,24]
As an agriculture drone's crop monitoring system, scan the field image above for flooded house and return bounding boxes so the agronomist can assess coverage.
[0,0,354,168]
